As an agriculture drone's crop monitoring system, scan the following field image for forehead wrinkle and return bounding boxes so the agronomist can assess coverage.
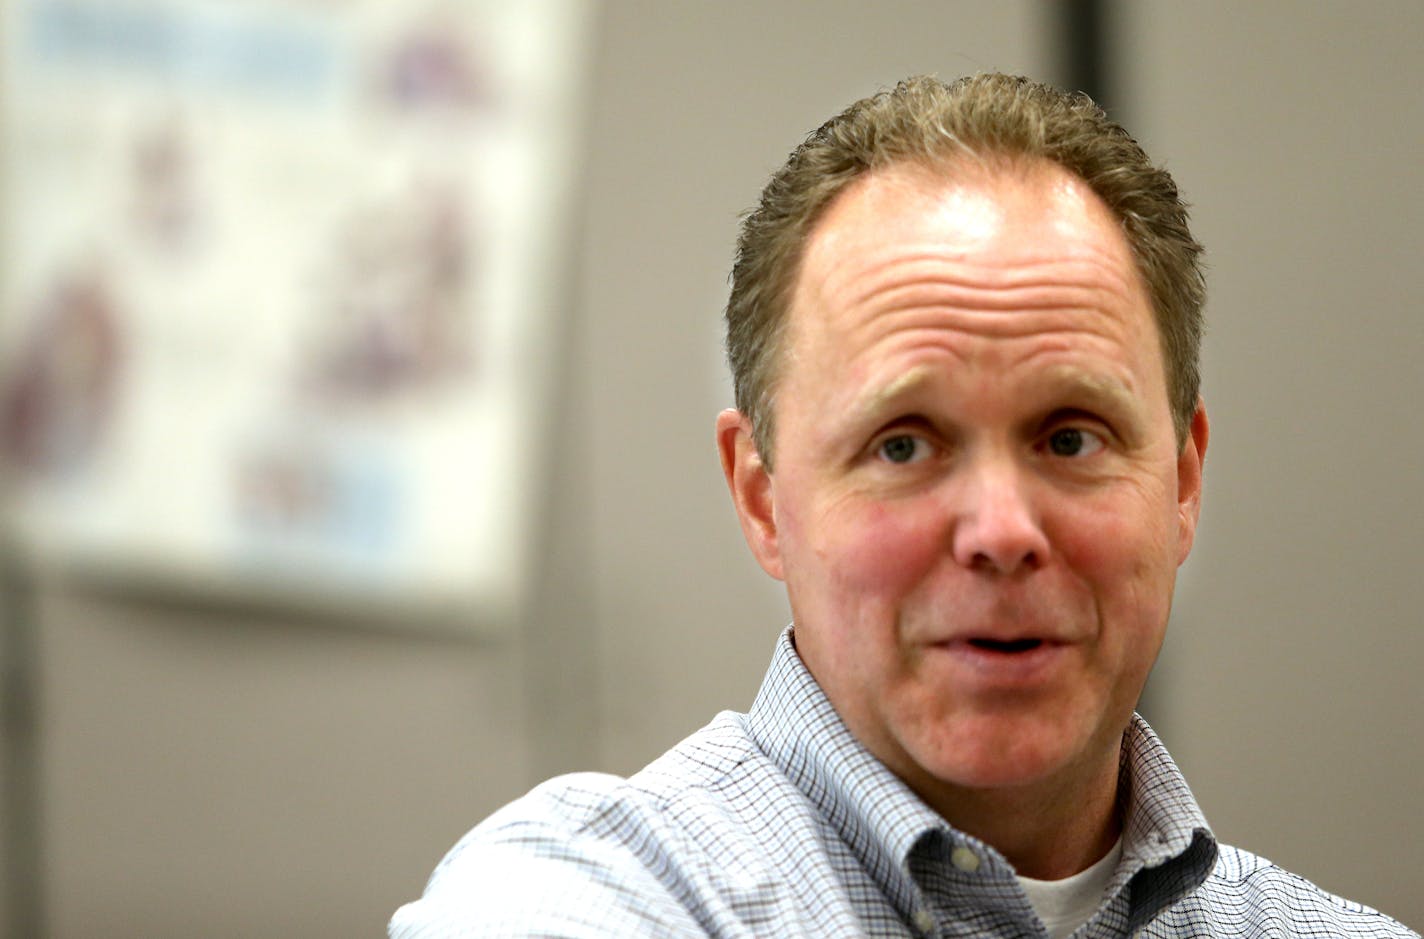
[860,282,1123,331]
[839,241,1138,292]
[840,299,1134,367]
[813,251,1145,334]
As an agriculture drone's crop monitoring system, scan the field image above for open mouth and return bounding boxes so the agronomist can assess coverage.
[966,638,1044,653]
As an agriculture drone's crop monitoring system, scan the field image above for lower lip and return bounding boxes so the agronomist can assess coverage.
[926,640,1071,688]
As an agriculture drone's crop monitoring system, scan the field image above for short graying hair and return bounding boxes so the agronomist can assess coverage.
[725,73,1205,468]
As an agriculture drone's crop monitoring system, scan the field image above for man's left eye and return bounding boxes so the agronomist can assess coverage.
[878,434,929,464]
[1046,427,1105,457]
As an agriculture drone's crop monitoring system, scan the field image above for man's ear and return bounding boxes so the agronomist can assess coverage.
[716,409,784,581]
[1176,398,1210,566]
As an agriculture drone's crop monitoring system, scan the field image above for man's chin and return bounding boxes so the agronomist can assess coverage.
[897,713,1105,794]
[919,750,1072,792]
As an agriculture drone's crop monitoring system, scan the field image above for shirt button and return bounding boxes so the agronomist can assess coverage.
[912,908,936,934]
[950,845,981,873]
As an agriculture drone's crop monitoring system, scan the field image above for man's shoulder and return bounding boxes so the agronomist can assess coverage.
[443,709,767,860]
[467,709,767,842]
[388,770,703,939]
[389,710,813,938]
[1146,842,1419,938]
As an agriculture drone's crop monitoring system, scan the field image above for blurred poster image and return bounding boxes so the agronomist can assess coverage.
[0,0,590,628]
[305,178,475,403]
[1,263,125,477]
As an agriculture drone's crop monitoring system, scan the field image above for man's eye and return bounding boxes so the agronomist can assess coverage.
[1047,427,1105,457]
[878,434,928,464]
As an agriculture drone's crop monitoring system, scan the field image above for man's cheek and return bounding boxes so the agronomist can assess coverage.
[1053,497,1170,578]
[825,500,944,592]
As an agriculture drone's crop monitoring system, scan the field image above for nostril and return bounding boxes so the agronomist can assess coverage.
[969,546,1044,574]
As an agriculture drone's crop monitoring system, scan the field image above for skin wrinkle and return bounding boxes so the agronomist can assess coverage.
[825,250,1142,309]
[797,275,1152,415]
[813,249,1146,327]
[859,286,1122,324]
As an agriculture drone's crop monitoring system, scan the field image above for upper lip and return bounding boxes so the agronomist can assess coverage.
[929,628,1071,647]
[913,595,1079,647]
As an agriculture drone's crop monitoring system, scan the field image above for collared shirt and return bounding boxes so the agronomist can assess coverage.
[390,628,1418,938]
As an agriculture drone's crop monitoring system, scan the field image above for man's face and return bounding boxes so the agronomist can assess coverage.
[719,159,1207,803]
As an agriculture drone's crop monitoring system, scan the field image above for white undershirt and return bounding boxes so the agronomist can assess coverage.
[1016,838,1124,939]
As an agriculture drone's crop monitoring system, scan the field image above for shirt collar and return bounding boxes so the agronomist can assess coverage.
[1114,714,1219,930]
[745,626,1218,929]
[745,626,949,921]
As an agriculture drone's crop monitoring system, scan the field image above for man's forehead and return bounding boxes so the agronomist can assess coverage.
[784,158,1148,349]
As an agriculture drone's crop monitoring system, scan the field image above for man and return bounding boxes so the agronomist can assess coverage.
[391,75,1417,938]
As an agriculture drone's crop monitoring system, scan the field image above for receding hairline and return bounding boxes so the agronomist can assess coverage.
[773,151,1165,424]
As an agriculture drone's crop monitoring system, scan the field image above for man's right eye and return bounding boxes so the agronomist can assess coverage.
[878,434,927,464]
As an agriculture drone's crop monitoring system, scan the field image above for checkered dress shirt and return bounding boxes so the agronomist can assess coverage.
[390,628,1417,937]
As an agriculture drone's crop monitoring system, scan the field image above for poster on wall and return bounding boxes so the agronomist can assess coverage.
[0,0,590,630]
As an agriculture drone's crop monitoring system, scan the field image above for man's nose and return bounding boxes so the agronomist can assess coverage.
[949,459,1050,574]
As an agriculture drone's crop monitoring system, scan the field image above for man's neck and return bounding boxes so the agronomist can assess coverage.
[911,750,1123,880]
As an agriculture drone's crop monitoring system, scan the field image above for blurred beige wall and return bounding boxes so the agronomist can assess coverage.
[3,2,1420,936]
[1123,0,1424,927]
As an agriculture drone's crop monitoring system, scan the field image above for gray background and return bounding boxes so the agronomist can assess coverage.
[2,2,1420,935]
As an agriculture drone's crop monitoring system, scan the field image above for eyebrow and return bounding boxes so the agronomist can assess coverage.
[1035,364,1139,415]
[848,364,938,421]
